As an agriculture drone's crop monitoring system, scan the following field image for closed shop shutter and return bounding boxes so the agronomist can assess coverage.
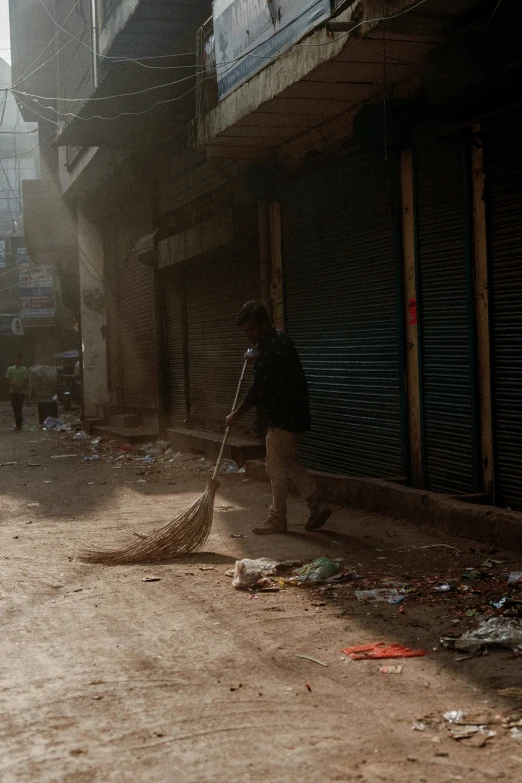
[414,129,479,494]
[184,253,260,436]
[483,107,522,509]
[163,265,187,426]
[281,153,406,478]
[118,253,158,409]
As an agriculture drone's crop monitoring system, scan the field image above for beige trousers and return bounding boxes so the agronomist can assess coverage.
[265,427,319,523]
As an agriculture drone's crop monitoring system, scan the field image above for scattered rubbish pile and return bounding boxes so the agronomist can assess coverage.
[43,416,67,431]
[229,557,351,590]
[232,558,280,588]
[441,616,522,653]
[37,423,249,483]
[413,708,522,747]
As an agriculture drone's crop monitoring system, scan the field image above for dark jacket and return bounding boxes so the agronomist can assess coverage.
[243,328,311,434]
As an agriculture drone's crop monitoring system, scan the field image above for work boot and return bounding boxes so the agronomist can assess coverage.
[252,517,287,535]
[305,502,332,531]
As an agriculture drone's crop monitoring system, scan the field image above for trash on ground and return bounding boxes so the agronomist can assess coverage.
[83,454,101,461]
[232,558,280,589]
[326,569,360,583]
[381,665,403,674]
[442,617,522,653]
[73,431,89,440]
[51,454,80,459]
[498,687,522,698]
[449,725,496,742]
[43,416,65,430]
[0,461,17,466]
[444,710,467,723]
[507,572,522,585]
[219,458,240,474]
[42,415,64,430]
[136,454,155,464]
[341,642,428,660]
[230,533,249,539]
[355,588,400,602]
[434,583,451,592]
[142,576,162,582]
[296,557,342,583]
[295,654,328,667]
[140,444,162,456]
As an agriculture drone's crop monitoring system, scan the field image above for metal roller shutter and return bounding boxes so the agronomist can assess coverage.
[281,153,406,478]
[164,265,188,426]
[184,254,260,437]
[118,253,158,409]
[414,130,479,494]
[483,107,522,509]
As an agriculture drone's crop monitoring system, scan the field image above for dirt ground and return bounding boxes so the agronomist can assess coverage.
[1,401,522,783]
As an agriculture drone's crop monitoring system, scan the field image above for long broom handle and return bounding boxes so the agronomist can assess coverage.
[212,355,251,480]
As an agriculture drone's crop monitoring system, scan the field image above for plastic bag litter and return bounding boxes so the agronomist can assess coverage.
[295,557,343,583]
[73,431,89,440]
[219,458,240,474]
[507,572,522,585]
[442,617,522,653]
[141,444,162,456]
[232,558,280,589]
[83,454,101,461]
[355,588,400,603]
[43,416,65,431]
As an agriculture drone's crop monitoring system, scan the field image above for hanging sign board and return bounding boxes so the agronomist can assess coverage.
[213,0,332,100]
[18,265,55,319]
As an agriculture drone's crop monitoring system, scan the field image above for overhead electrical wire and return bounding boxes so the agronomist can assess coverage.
[1,0,431,129]
[9,0,429,98]
[11,0,81,90]
[0,141,41,160]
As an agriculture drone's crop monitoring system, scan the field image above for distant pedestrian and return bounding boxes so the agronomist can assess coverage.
[6,354,28,431]
[226,301,332,535]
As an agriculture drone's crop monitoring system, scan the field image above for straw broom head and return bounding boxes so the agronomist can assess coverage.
[78,479,219,565]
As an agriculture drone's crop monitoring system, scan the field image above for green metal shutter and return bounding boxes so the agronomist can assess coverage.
[414,130,479,494]
[483,107,522,509]
[184,253,260,437]
[281,153,406,478]
[164,265,188,426]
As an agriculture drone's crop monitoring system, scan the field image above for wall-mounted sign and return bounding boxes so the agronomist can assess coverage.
[213,0,331,100]
[16,247,30,264]
[0,316,24,336]
[18,265,55,319]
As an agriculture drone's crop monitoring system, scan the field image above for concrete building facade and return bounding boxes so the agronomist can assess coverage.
[9,0,522,511]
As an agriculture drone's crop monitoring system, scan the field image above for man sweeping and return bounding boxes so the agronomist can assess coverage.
[6,354,28,431]
[226,301,332,535]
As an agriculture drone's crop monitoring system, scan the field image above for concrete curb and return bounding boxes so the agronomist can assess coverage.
[244,459,522,551]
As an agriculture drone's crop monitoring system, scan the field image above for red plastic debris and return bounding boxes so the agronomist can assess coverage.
[341,642,428,660]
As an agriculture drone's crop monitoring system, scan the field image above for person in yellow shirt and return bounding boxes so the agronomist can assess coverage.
[6,355,28,431]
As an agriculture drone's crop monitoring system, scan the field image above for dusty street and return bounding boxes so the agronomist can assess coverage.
[1,403,522,783]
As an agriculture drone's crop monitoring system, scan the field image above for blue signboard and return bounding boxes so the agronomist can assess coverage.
[213,0,332,100]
